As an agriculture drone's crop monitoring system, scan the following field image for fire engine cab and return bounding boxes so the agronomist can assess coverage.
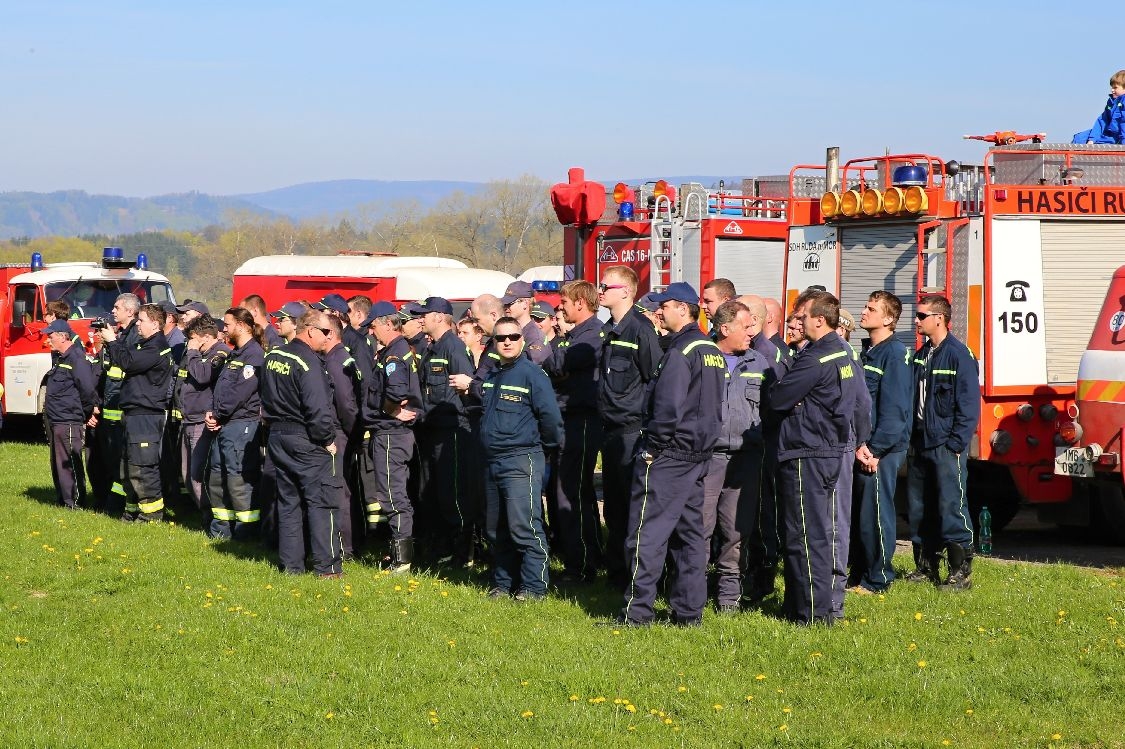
[552,166,813,299]
[0,248,175,418]
[790,142,1125,535]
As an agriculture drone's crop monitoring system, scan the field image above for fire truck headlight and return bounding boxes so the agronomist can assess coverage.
[861,189,883,216]
[1055,421,1083,446]
[904,186,929,213]
[990,429,1013,455]
[1016,403,1034,422]
[1039,403,1058,421]
[1085,443,1103,461]
[840,190,863,217]
[820,192,841,218]
[882,187,905,214]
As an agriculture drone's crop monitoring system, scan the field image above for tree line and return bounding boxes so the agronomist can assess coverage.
[0,177,563,310]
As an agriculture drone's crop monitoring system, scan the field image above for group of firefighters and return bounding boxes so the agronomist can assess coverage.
[39,266,980,625]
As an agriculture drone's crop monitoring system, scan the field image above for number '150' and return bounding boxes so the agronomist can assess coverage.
[998,311,1039,333]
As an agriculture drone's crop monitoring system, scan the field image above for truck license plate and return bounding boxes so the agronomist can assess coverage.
[1054,447,1094,478]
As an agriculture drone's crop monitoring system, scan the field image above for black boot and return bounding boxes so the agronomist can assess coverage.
[941,543,973,591]
[904,544,940,584]
[390,537,414,574]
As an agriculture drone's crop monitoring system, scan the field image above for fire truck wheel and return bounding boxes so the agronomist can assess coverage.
[1091,482,1125,546]
[967,460,1021,535]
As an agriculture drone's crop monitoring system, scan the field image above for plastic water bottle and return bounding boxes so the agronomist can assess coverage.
[978,506,993,555]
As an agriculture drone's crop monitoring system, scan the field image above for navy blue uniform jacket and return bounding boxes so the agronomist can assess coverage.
[420,328,475,429]
[212,339,264,423]
[862,336,912,457]
[261,339,336,447]
[342,325,376,425]
[643,325,727,458]
[544,314,603,414]
[174,342,231,422]
[110,330,173,414]
[45,344,97,423]
[770,332,861,462]
[480,355,562,459]
[367,334,423,432]
[600,308,662,430]
[323,343,360,437]
[913,334,980,454]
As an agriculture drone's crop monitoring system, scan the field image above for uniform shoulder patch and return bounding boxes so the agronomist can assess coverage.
[386,362,397,375]
[243,365,255,379]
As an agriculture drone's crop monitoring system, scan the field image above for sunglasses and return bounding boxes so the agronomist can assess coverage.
[916,311,943,321]
[313,326,332,337]
[493,333,523,343]
[598,283,626,293]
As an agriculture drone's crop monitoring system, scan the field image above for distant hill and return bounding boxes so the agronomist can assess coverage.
[0,190,273,240]
[236,179,486,220]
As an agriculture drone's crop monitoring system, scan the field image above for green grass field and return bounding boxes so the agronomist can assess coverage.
[3,438,1124,748]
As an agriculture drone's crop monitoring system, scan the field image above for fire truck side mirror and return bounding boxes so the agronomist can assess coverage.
[11,300,27,328]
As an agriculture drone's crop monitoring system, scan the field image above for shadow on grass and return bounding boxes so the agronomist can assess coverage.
[24,484,61,508]
[210,537,280,567]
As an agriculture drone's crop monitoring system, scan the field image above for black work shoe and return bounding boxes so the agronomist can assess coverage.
[903,568,938,584]
[597,615,650,628]
[487,586,511,599]
[940,569,973,591]
[513,589,546,602]
[715,603,739,615]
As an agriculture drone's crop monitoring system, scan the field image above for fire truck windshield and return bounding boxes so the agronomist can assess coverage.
[42,279,174,321]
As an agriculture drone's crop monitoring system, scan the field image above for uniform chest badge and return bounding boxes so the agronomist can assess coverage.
[243,365,255,379]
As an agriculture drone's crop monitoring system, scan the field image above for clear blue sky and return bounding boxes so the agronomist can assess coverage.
[0,1,1113,196]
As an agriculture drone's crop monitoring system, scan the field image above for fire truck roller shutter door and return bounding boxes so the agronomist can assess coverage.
[713,239,785,301]
[1040,221,1125,384]
[839,224,919,353]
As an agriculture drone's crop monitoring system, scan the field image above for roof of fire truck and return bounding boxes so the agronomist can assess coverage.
[517,265,563,283]
[392,266,515,301]
[233,254,468,277]
[9,262,171,286]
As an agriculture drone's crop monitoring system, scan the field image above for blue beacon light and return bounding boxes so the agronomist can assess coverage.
[30,252,44,271]
[136,253,148,270]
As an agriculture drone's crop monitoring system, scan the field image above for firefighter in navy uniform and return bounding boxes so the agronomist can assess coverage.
[769,291,859,624]
[204,307,266,541]
[260,309,341,577]
[174,315,231,524]
[44,320,98,509]
[101,302,174,523]
[619,282,727,627]
[365,301,424,572]
[320,314,361,561]
[416,297,476,565]
[91,293,141,515]
[480,316,563,600]
[906,294,981,590]
[542,280,605,582]
[597,265,663,588]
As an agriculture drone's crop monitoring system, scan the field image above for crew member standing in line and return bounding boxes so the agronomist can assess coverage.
[366,301,423,572]
[851,291,912,594]
[320,313,361,561]
[906,294,981,590]
[619,282,726,626]
[701,278,736,322]
[90,293,141,515]
[769,291,858,624]
[204,308,265,541]
[763,298,795,369]
[500,281,550,365]
[44,319,97,509]
[101,302,174,523]
[597,265,663,588]
[481,316,563,600]
[543,280,604,583]
[701,301,769,612]
[260,310,341,577]
[240,295,282,351]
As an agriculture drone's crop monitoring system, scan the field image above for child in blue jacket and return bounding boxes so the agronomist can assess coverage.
[1073,70,1125,144]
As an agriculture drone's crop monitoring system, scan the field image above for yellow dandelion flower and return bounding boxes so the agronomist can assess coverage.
[677,686,687,693]
[625,704,637,713]
[612,630,621,636]
[1052,733,1062,741]
[942,740,951,746]
[810,651,823,658]
[649,709,659,715]
[441,591,449,597]
[521,681,529,687]
[779,724,788,732]
[394,585,402,592]
[783,707,792,714]
[713,704,723,711]
[859,617,868,623]
[745,695,754,702]
[325,712,335,720]
[1057,610,1066,617]
[14,636,29,644]
[755,674,767,681]
[569,695,579,702]
[908,642,918,651]
[965,709,974,715]
[914,612,923,621]
[521,711,534,718]
[627,725,636,731]
[663,718,673,725]
[917,660,927,668]
[447,640,456,647]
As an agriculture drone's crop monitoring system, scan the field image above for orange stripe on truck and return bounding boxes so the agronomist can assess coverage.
[1078,379,1125,403]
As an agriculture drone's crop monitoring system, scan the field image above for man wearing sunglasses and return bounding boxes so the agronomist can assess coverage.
[619,282,727,627]
[905,295,980,591]
[500,281,550,365]
[597,265,663,588]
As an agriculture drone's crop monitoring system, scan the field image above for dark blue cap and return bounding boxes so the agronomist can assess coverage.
[270,301,307,320]
[648,282,699,306]
[500,280,534,305]
[362,301,398,326]
[313,293,349,315]
[398,301,427,320]
[420,296,453,316]
[636,292,660,312]
[44,319,75,336]
[530,301,555,319]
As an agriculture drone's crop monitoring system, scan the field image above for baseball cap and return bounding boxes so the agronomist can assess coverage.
[175,300,209,316]
[500,281,534,306]
[313,293,349,315]
[398,301,427,321]
[362,301,399,327]
[158,300,179,316]
[419,297,454,316]
[838,308,856,332]
[648,282,699,306]
[530,301,555,320]
[636,293,660,313]
[44,319,75,336]
[270,301,307,320]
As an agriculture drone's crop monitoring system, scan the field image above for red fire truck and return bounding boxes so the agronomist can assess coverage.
[551,167,813,299]
[790,142,1125,537]
[230,253,516,320]
[0,248,175,418]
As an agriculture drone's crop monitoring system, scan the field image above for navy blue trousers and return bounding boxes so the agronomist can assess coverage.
[907,444,974,551]
[831,451,855,618]
[485,450,550,596]
[555,412,603,576]
[369,430,415,541]
[269,429,340,576]
[207,419,261,540]
[50,422,87,509]
[600,426,641,581]
[854,449,906,591]
[778,455,840,624]
[621,455,709,624]
[743,441,781,600]
[122,412,165,520]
